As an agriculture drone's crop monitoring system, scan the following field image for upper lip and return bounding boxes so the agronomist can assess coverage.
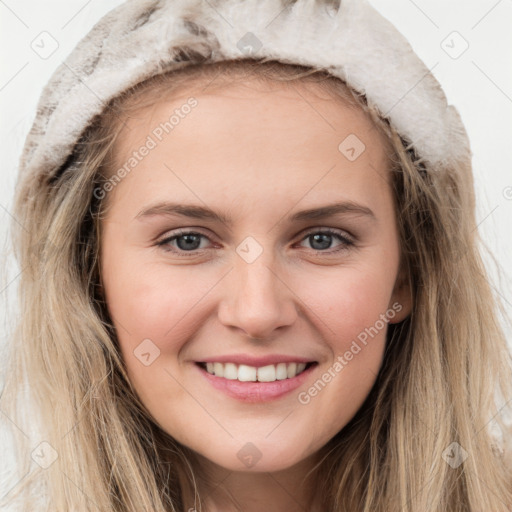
[196,354,317,367]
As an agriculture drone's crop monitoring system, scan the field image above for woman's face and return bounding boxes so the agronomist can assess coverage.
[100,78,411,473]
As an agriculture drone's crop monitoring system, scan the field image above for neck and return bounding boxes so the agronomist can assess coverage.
[181,450,326,512]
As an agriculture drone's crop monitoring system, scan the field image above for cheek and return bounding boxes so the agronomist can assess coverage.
[303,261,396,346]
[102,259,224,394]
[292,264,395,421]
[102,261,206,418]
[104,257,214,341]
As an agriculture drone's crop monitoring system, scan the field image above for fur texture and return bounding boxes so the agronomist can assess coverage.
[19,0,472,180]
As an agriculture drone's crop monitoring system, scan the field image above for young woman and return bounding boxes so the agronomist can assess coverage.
[2,0,512,510]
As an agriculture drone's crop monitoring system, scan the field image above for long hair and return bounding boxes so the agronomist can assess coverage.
[2,57,512,511]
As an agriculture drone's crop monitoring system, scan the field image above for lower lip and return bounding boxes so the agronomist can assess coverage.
[194,362,318,403]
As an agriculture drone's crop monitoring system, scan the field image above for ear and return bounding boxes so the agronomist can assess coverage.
[388,264,413,323]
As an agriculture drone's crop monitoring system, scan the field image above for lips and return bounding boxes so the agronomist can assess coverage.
[193,356,319,402]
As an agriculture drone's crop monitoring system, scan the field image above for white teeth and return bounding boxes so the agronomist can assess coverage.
[213,362,224,378]
[275,363,288,380]
[257,364,276,382]
[287,362,297,378]
[202,361,311,381]
[238,364,257,381]
[223,363,238,380]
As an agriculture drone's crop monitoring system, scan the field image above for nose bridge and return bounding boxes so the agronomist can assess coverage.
[237,252,279,306]
[217,240,297,339]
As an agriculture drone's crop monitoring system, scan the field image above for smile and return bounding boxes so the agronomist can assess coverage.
[197,361,313,382]
[195,361,318,402]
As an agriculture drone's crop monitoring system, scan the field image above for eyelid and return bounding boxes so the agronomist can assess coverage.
[299,226,355,243]
[156,227,211,241]
[293,227,355,254]
[155,227,217,249]
[155,225,356,256]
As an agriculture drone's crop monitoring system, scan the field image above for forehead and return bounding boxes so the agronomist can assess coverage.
[107,78,392,216]
[114,72,388,156]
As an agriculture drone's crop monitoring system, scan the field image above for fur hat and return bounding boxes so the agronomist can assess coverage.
[18,0,472,182]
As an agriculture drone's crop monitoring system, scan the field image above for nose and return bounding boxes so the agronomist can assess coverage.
[217,253,298,340]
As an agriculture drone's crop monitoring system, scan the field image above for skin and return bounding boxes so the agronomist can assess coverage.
[100,78,412,512]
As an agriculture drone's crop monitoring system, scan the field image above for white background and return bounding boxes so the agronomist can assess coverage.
[1,0,511,504]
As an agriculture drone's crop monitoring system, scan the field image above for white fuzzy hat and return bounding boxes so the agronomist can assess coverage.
[19,0,472,182]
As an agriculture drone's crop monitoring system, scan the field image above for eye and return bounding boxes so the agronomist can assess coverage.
[297,228,354,253]
[155,227,355,257]
[156,229,214,255]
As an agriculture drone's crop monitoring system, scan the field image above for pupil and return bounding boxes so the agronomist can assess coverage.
[310,233,332,250]
[177,234,201,250]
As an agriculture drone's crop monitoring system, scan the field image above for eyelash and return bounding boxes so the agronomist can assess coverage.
[155,228,355,257]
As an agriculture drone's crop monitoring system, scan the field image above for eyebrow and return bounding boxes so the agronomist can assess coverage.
[135,200,376,225]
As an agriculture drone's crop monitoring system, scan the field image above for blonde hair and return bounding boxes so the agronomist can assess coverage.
[2,57,512,511]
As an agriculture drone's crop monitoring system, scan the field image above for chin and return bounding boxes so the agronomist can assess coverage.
[196,440,310,473]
